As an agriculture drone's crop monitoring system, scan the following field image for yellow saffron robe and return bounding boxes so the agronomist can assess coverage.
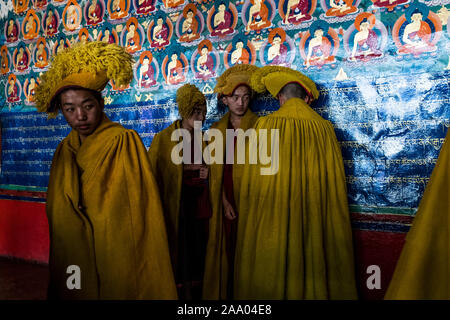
[148,120,183,269]
[202,110,258,299]
[234,98,358,299]
[385,129,449,299]
[46,114,177,299]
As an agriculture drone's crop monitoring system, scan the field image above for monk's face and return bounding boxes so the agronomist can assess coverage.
[222,85,251,117]
[184,104,207,129]
[60,89,104,142]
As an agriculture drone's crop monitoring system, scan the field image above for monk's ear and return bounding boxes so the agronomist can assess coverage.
[221,95,228,106]
[99,97,105,111]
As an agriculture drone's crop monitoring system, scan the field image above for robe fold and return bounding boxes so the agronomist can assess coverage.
[385,129,449,300]
[203,110,258,299]
[47,114,177,299]
[148,120,183,268]
[234,98,357,300]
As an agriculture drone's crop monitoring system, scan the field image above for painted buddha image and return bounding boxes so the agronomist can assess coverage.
[305,22,336,68]
[138,51,157,88]
[25,77,38,103]
[6,19,19,43]
[53,36,69,55]
[14,0,29,14]
[283,0,311,25]
[86,0,104,25]
[179,4,201,42]
[44,10,58,37]
[211,1,234,37]
[124,18,142,53]
[23,10,40,40]
[398,5,436,55]
[34,38,49,68]
[149,15,171,49]
[195,40,215,80]
[99,28,118,44]
[326,0,358,17]
[78,28,90,44]
[135,0,156,15]
[371,0,408,9]
[267,28,288,65]
[109,0,128,19]
[230,39,250,65]
[1,46,10,75]
[34,0,48,10]
[166,51,186,85]
[64,1,82,32]
[246,0,271,32]
[350,13,382,62]
[7,74,21,103]
[163,0,184,9]
[14,46,30,72]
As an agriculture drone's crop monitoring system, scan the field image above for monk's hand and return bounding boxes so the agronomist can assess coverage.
[222,193,236,220]
[199,165,208,179]
[184,164,203,171]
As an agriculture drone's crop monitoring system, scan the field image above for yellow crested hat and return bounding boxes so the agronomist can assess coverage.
[250,65,319,100]
[176,84,206,119]
[35,41,134,118]
[214,64,258,97]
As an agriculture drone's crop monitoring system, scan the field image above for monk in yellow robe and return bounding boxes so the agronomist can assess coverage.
[148,84,212,300]
[35,41,177,299]
[234,65,358,299]
[202,65,259,300]
[385,128,449,299]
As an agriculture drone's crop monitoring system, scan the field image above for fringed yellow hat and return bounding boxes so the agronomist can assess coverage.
[214,64,258,97]
[250,65,319,101]
[35,41,134,118]
[176,84,206,119]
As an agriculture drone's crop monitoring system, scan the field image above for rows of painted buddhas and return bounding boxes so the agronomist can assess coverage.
[2,0,448,105]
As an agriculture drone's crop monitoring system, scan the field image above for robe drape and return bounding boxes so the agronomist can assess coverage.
[385,129,449,299]
[233,98,357,299]
[203,110,258,299]
[47,114,177,299]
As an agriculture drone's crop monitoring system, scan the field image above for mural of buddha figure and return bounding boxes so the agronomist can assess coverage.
[167,52,185,85]
[15,46,29,72]
[230,40,250,65]
[267,28,288,65]
[23,11,40,40]
[350,16,382,61]
[283,0,311,25]
[27,78,38,103]
[326,0,358,17]
[1,47,10,74]
[136,0,155,15]
[7,75,20,103]
[125,18,141,53]
[211,2,233,37]
[305,27,335,68]
[86,0,104,25]
[150,16,171,48]
[45,10,58,37]
[179,5,201,42]
[138,53,157,88]
[246,0,271,31]
[398,9,435,55]
[196,40,215,80]
[35,39,49,68]
[6,19,19,43]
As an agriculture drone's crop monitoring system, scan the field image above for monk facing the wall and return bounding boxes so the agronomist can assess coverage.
[35,41,177,300]
[234,65,358,299]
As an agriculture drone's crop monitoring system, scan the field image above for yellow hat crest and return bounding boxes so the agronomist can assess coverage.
[176,84,206,119]
[214,64,258,97]
[35,41,134,118]
[250,65,319,100]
